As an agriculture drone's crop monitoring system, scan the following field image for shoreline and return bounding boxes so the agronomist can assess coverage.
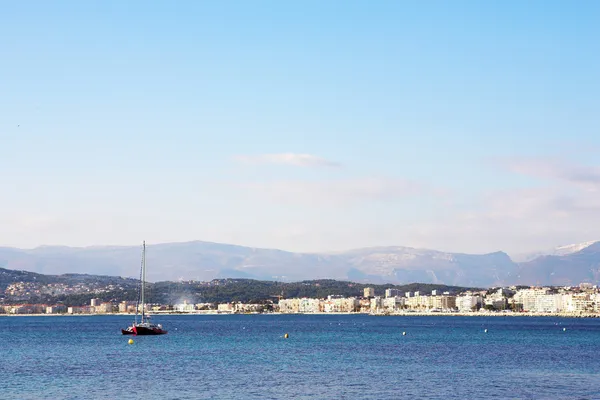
[1,311,599,318]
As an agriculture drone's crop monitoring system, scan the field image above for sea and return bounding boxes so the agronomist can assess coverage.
[2,314,600,399]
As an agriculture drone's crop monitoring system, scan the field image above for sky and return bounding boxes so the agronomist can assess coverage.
[1,1,599,256]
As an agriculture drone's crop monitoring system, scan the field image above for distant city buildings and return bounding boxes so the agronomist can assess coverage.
[1,281,600,316]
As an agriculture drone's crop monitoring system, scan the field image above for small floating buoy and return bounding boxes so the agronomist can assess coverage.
[128,339,134,345]
[563,328,566,332]
[284,333,289,339]
[484,329,488,333]
[402,331,406,336]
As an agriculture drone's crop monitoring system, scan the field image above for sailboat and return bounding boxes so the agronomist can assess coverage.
[121,241,168,335]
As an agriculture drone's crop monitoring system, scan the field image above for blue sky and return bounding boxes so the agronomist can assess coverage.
[1,1,599,255]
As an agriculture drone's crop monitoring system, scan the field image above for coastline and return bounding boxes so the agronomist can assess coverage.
[1,311,599,318]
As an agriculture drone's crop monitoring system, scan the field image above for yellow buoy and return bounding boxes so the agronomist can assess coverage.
[128,339,134,345]
[284,333,289,339]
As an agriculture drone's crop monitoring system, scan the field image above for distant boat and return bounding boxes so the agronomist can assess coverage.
[121,241,167,335]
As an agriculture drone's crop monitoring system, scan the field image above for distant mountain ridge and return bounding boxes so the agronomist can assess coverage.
[516,241,600,286]
[1,240,599,287]
[512,240,600,262]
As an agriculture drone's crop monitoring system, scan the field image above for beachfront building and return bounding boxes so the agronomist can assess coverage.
[298,298,321,313]
[46,305,67,314]
[5,304,46,314]
[364,287,375,298]
[174,300,196,312]
[432,295,457,310]
[217,303,235,313]
[405,294,433,310]
[278,298,299,313]
[278,296,359,313]
[484,297,508,310]
[118,301,137,313]
[514,288,552,311]
[67,305,92,314]
[233,303,264,313]
[532,294,566,313]
[510,289,599,313]
[95,302,114,313]
[370,296,384,312]
[323,297,359,313]
[382,296,405,311]
[385,288,401,298]
[565,293,595,313]
[456,295,482,312]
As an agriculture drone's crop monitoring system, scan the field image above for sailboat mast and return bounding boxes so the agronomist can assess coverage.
[141,241,146,322]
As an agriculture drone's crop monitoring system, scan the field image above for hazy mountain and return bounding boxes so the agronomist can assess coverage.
[331,246,517,287]
[511,240,600,262]
[515,241,600,286]
[2,239,600,287]
[0,241,518,287]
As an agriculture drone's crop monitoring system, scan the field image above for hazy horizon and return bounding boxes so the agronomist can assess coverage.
[2,1,599,256]
[2,237,599,259]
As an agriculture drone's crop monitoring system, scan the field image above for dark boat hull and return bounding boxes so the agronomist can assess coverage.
[121,326,167,335]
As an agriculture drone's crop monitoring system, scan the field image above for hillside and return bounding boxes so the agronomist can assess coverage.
[0,267,480,305]
[0,266,140,305]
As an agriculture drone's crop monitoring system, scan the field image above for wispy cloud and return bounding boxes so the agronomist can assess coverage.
[501,157,600,191]
[407,186,600,255]
[417,157,600,253]
[233,153,341,167]
[238,177,436,206]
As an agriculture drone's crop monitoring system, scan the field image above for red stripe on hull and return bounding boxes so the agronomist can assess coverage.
[121,327,168,335]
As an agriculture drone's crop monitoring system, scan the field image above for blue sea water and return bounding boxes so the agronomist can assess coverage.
[2,315,600,399]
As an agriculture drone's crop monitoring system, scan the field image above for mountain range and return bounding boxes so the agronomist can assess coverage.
[1,240,599,287]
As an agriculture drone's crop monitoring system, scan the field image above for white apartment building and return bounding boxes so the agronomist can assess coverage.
[370,296,383,312]
[432,295,457,310]
[405,295,433,310]
[456,295,482,312]
[382,296,405,311]
[323,297,358,313]
[514,288,551,311]
[298,298,321,313]
[175,302,196,312]
[565,293,595,313]
[532,294,566,313]
[217,303,234,312]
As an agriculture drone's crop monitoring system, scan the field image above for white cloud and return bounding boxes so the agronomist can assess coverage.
[238,177,429,206]
[502,157,600,192]
[233,153,341,167]
[402,158,600,253]
[405,185,600,255]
